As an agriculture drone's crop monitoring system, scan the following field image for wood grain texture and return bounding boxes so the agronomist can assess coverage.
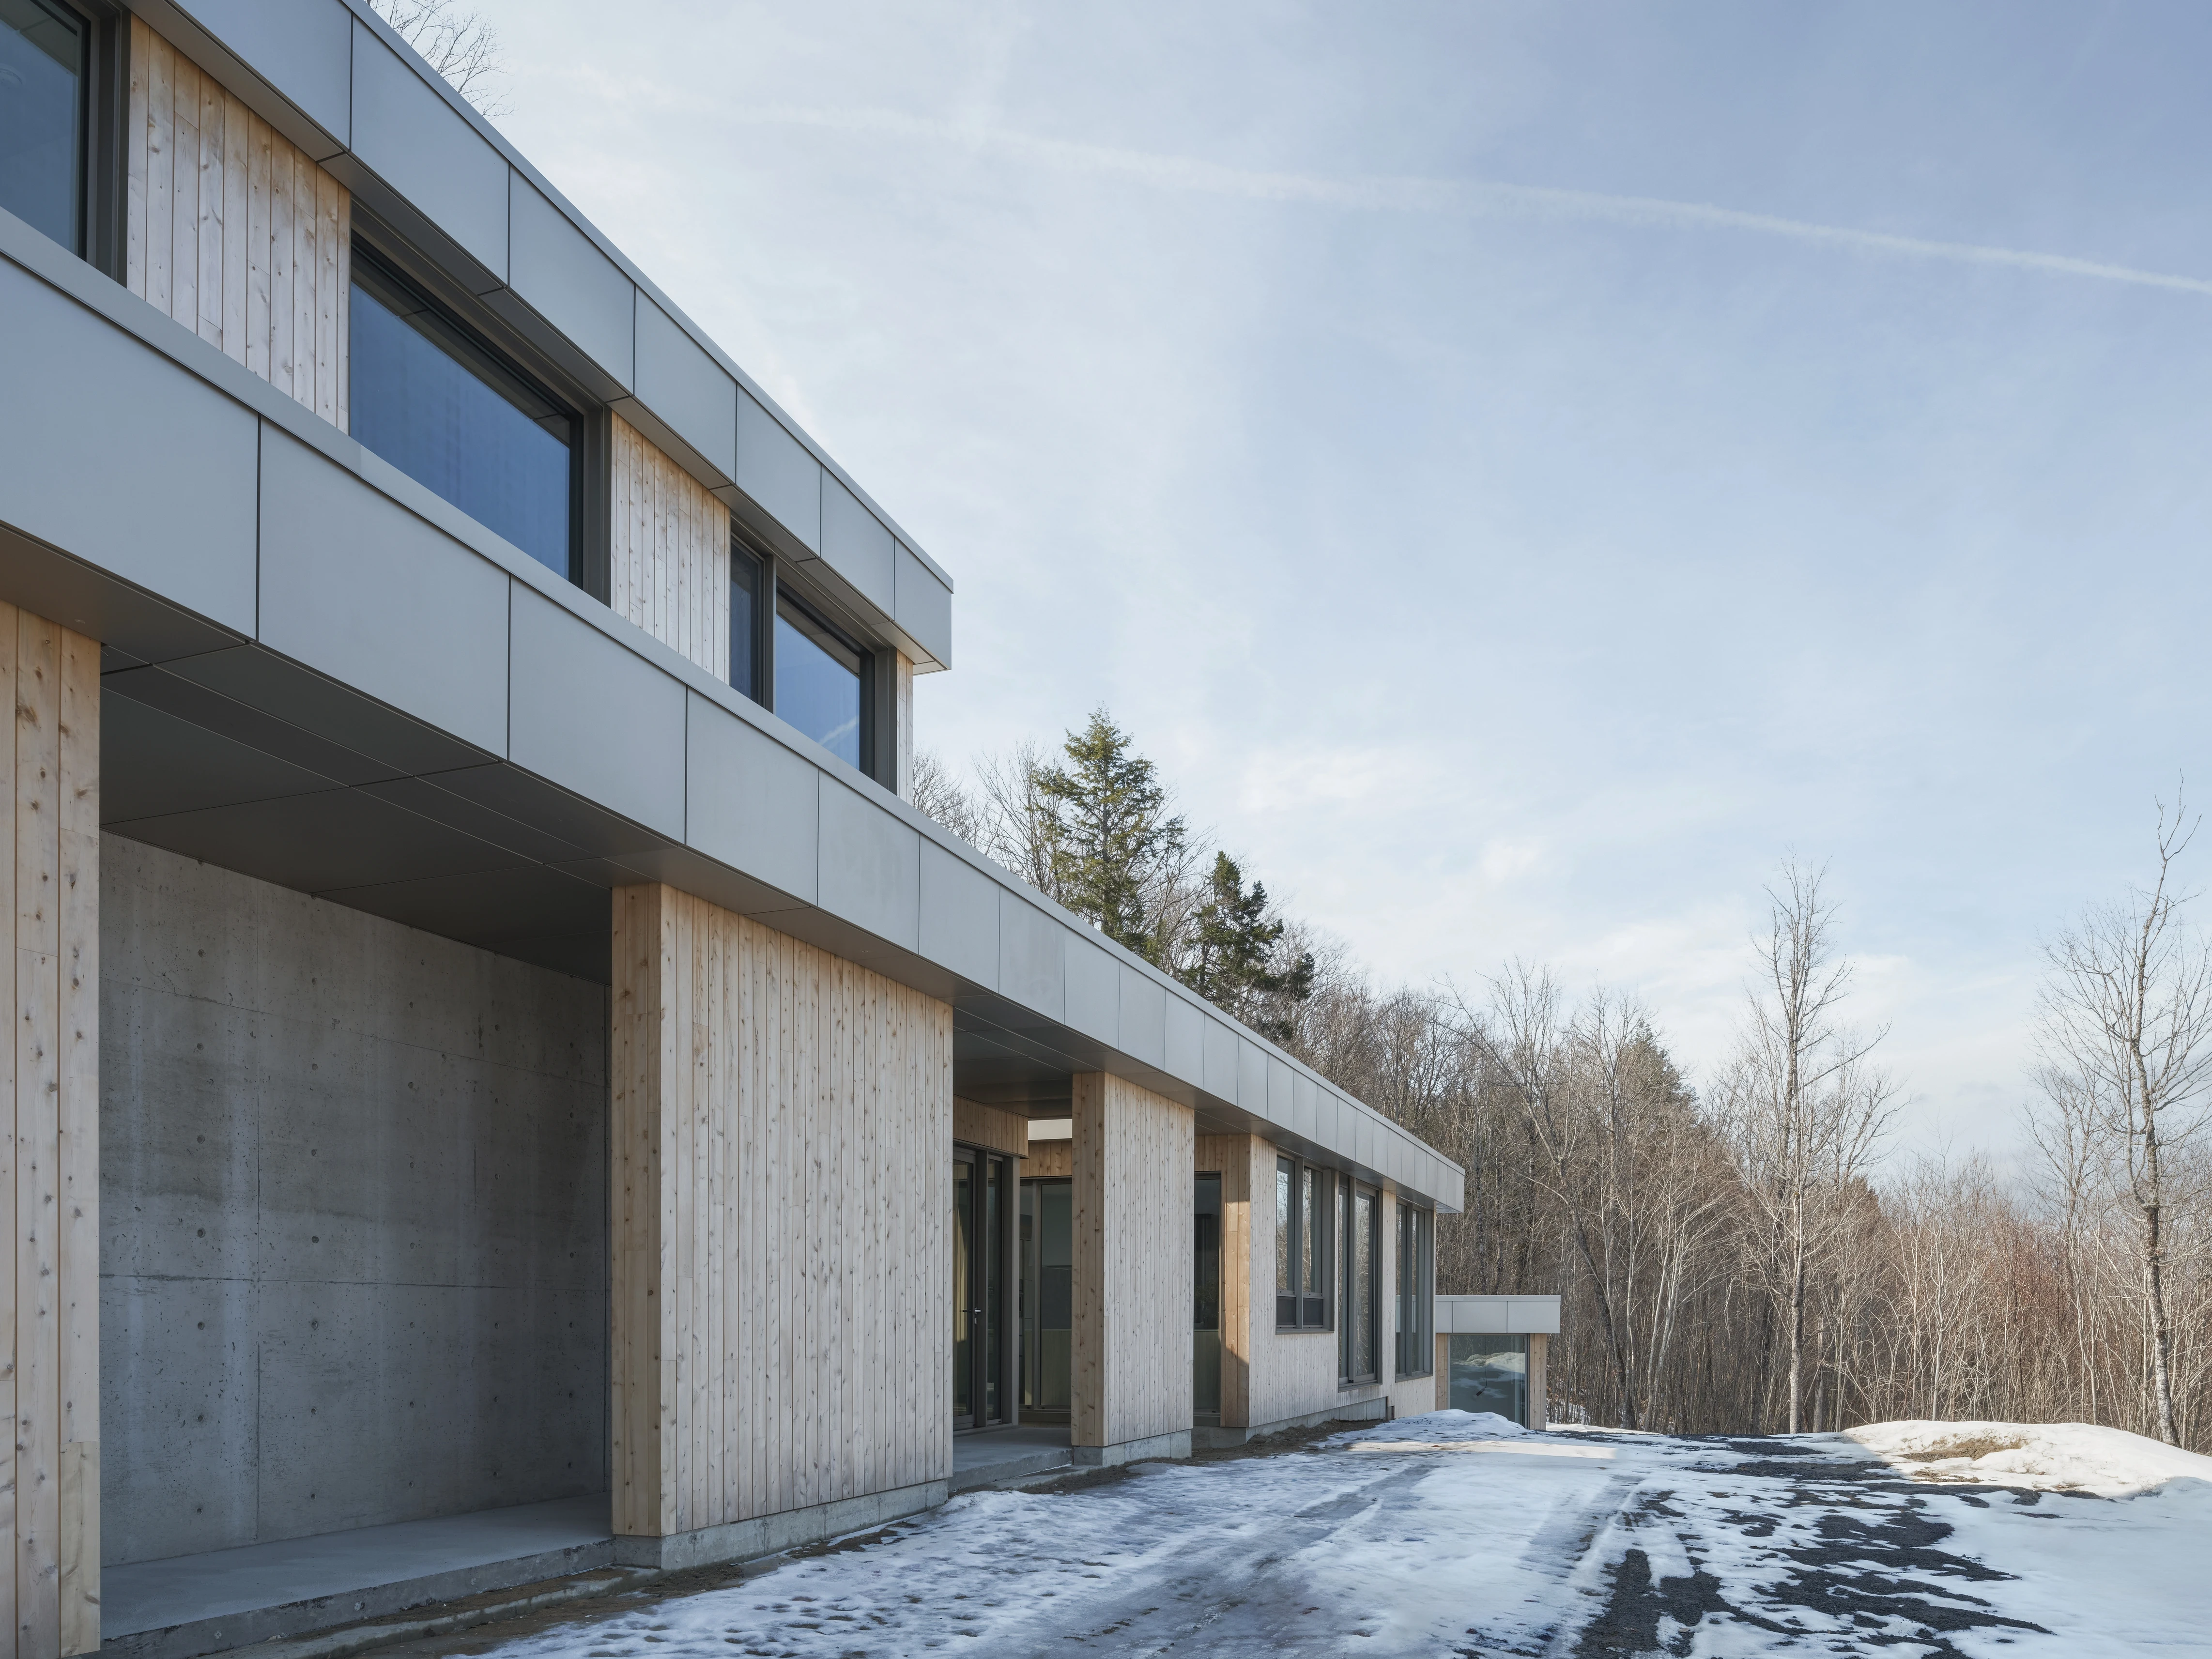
[1528,1333,1548,1431]
[610,418,731,679]
[1194,1135,1252,1427]
[0,607,98,1658]
[1070,1074,1194,1451]
[1023,1140,1071,1180]
[125,19,350,429]
[952,1100,1029,1160]
[610,886,952,1539]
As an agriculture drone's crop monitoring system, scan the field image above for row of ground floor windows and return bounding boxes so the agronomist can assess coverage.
[956,1145,1434,1430]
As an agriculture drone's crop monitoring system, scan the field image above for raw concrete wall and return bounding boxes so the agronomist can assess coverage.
[99,836,607,1568]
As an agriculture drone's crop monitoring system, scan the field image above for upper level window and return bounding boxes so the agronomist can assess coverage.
[0,0,85,250]
[730,540,764,703]
[774,591,861,768]
[350,247,575,579]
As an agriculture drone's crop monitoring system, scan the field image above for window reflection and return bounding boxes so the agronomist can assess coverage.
[774,594,861,768]
[350,252,573,578]
[0,0,84,250]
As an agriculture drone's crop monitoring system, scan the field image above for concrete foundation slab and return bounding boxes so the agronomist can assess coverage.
[1193,1397,1388,1450]
[951,1426,1073,1492]
[1071,1429,1191,1468]
[613,1480,949,1572]
[102,1494,613,1659]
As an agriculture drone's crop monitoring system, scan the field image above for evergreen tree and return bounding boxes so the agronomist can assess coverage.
[1034,709,1187,959]
[1183,851,1316,1041]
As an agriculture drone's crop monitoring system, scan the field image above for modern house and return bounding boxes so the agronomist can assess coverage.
[0,3,1467,1656]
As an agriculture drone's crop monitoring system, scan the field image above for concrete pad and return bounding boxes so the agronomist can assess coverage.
[952,1425,1073,1492]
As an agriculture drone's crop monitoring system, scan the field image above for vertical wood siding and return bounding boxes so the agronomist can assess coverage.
[610,885,952,1539]
[610,418,731,680]
[952,1099,1029,1160]
[0,609,100,1657]
[1194,1133,1255,1427]
[125,19,350,428]
[1070,1073,1194,1450]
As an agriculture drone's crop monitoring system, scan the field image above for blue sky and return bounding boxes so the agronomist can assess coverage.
[471,0,2212,1160]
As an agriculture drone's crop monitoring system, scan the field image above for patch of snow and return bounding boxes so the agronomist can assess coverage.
[1835,1417,2212,1496]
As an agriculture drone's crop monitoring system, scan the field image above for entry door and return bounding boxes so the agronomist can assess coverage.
[1194,1173,1222,1420]
[953,1147,1011,1429]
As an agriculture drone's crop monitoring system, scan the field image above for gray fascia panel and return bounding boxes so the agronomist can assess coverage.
[893,542,953,669]
[1062,933,1119,1048]
[815,775,920,954]
[508,584,686,842]
[1291,1072,1318,1142]
[0,244,258,638]
[145,0,353,157]
[501,177,636,397]
[918,840,998,991]
[735,389,822,556]
[256,426,508,755]
[1267,1057,1293,1123]
[1237,1040,1267,1114]
[1162,994,1204,1088]
[819,476,895,615]
[684,691,819,904]
[998,897,1065,1025]
[1202,1016,1240,1102]
[346,22,509,286]
[1117,969,1167,1069]
[630,298,737,483]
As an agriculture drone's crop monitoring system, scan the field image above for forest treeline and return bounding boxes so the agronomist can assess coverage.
[916,714,2212,1450]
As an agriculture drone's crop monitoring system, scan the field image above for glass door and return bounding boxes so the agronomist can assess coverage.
[1020,1177,1072,1419]
[1194,1173,1222,1420]
[954,1147,1013,1430]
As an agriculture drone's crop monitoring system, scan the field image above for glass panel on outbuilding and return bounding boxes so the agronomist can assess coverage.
[1448,1334,1529,1427]
[0,0,84,250]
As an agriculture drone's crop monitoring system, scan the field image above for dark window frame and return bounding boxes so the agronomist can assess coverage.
[348,232,589,584]
[4,0,124,273]
[769,578,875,769]
[1274,1154,1334,1332]
[1395,1203,1434,1380]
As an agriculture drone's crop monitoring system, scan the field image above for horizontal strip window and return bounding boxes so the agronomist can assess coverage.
[1,0,88,252]
[351,244,579,580]
[774,587,864,769]
[1274,1156,1332,1330]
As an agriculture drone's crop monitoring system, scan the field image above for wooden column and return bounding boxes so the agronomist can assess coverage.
[610,884,953,1549]
[0,609,99,1658]
[1070,1073,1194,1456]
[1194,1134,1257,1429]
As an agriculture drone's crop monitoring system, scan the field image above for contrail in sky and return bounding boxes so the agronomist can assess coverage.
[739,104,2212,299]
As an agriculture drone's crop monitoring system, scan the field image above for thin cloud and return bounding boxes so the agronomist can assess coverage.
[739,103,2212,299]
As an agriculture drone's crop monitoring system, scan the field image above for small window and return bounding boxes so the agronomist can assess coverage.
[350,247,576,579]
[730,539,763,703]
[774,590,862,768]
[0,0,86,251]
[1396,1204,1433,1379]
[1274,1155,1333,1331]
[1341,1181,1379,1384]
[1447,1334,1528,1427]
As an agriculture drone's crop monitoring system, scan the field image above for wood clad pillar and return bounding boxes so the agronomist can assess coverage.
[1194,1134,1257,1429]
[0,609,99,1658]
[610,884,953,1558]
[1070,1073,1194,1459]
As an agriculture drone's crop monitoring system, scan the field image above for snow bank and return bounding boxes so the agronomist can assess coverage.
[1837,1418,2212,1496]
[1323,1408,1532,1446]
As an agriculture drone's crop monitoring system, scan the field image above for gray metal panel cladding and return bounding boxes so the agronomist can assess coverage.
[164,0,354,150]
[1237,1040,1268,1114]
[893,541,952,667]
[1268,1057,1294,1121]
[736,389,821,553]
[507,179,636,392]
[634,298,738,480]
[1062,932,1119,1047]
[0,257,258,635]
[1162,994,1205,1087]
[255,427,508,755]
[998,897,1066,1022]
[918,841,998,990]
[508,584,686,842]
[1202,1016,1241,1101]
[1117,970,1167,1069]
[349,22,509,280]
[686,691,820,904]
[820,477,895,614]
[816,775,920,953]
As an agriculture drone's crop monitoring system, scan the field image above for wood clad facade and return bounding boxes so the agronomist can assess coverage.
[952,1099,1029,1160]
[610,884,952,1542]
[0,610,100,1657]
[1195,1133,1257,1427]
[1070,1073,1194,1453]
[124,19,351,427]
[610,417,731,679]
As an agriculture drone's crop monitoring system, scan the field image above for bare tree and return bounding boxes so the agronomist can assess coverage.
[910,749,985,846]
[1719,860,1895,1433]
[367,0,510,116]
[2034,795,2212,1445]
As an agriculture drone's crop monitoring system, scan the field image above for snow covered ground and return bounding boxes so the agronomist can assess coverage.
[484,1413,2212,1657]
